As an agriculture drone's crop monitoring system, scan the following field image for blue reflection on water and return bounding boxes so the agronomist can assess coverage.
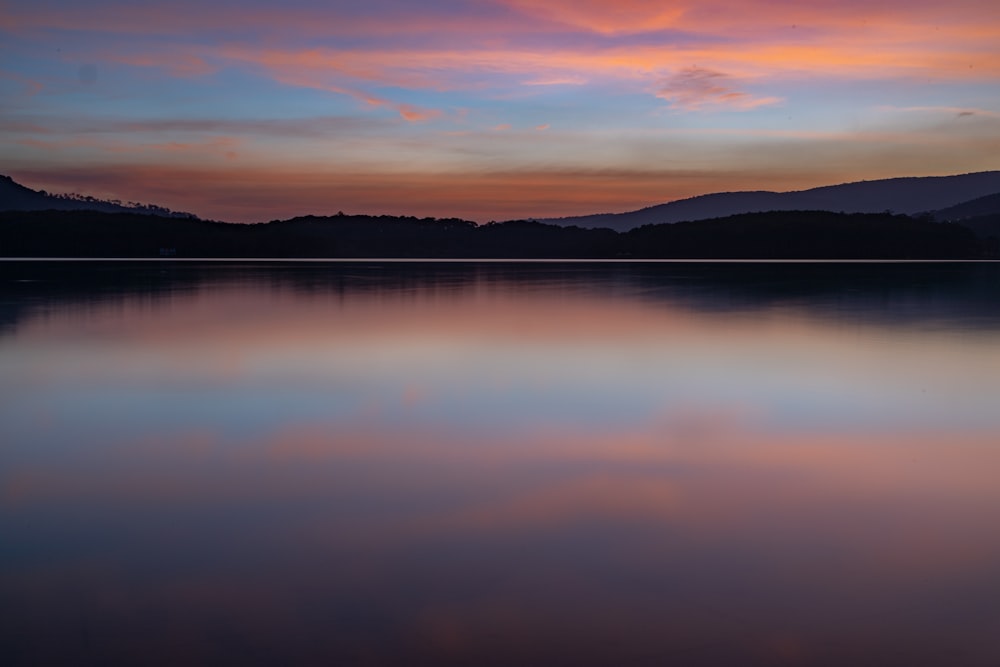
[2,261,1000,666]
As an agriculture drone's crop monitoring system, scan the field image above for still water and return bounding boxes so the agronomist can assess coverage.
[2,260,1000,666]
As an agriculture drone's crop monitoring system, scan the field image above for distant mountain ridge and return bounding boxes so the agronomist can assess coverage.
[2,167,993,258]
[539,172,1000,231]
[932,191,1000,242]
[3,171,1000,234]
[932,192,1000,221]
[0,174,195,218]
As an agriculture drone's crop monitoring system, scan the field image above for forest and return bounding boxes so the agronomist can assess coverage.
[0,208,991,259]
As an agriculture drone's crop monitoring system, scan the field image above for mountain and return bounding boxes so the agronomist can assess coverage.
[539,172,1000,231]
[2,172,996,257]
[956,215,1000,241]
[0,174,195,218]
[7,171,1000,231]
[926,191,1000,243]
[931,192,1000,221]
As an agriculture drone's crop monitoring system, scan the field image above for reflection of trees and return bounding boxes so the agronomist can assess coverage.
[2,260,999,333]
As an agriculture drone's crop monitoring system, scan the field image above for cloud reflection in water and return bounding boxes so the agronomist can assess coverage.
[2,261,1000,665]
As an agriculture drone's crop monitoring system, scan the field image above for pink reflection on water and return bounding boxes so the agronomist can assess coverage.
[3,266,1000,664]
[5,417,1000,664]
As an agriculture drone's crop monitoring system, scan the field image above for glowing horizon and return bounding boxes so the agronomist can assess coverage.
[3,1,999,222]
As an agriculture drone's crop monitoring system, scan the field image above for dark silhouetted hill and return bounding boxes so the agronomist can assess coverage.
[951,215,1000,252]
[927,192,1000,253]
[931,192,1000,222]
[541,172,1000,231]
[0,174,195,218]
[0,209,985,259]
[621,211,980,259]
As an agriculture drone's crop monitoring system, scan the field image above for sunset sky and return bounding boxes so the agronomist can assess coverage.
[3,0,1000,222]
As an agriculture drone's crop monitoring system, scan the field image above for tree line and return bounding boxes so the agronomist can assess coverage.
[0,209,987,258]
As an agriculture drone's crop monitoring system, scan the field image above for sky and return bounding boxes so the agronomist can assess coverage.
[2,0,1000,222]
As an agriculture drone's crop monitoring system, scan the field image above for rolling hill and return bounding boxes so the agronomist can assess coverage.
[0,172,996,257]
[0,174,195,218]
[539,172,1000,231]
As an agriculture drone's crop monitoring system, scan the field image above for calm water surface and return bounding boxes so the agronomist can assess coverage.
[2,261,1000,666]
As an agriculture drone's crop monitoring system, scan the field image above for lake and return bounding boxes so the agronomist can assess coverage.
[2,260,1000,666]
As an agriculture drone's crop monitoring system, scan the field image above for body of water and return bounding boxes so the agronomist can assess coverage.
[2,260,1000,666]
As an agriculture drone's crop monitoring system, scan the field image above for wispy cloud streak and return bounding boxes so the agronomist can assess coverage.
[656,67,781,111]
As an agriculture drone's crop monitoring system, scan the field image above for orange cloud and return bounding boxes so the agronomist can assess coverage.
[397,104,439,122]
[20,1,987,102]
[203,36,1000,116]
[9,2,995,123]
[677,0,1000,37]
[501,0,686,35]
[7,1,997,43]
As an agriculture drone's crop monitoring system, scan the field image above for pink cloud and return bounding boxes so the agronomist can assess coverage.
[5,1,998,87]
[99,52,217,77]
[10,3,994,115]
[201,36,999,115]
[500,0,686,35]
[656,67,782,111]
[0,69,44,96]
[211,50,442,122]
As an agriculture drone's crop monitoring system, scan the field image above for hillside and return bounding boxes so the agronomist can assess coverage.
[0,172,994,257]
[932,192,1000,221]
[0,174,195,218]
[540,172,1000,231]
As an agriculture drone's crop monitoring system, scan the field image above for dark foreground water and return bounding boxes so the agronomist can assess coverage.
[2,260,1000,666]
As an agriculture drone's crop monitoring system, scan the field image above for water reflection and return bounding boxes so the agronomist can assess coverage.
[2,261,1000,666]
[2,260,1000,331]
